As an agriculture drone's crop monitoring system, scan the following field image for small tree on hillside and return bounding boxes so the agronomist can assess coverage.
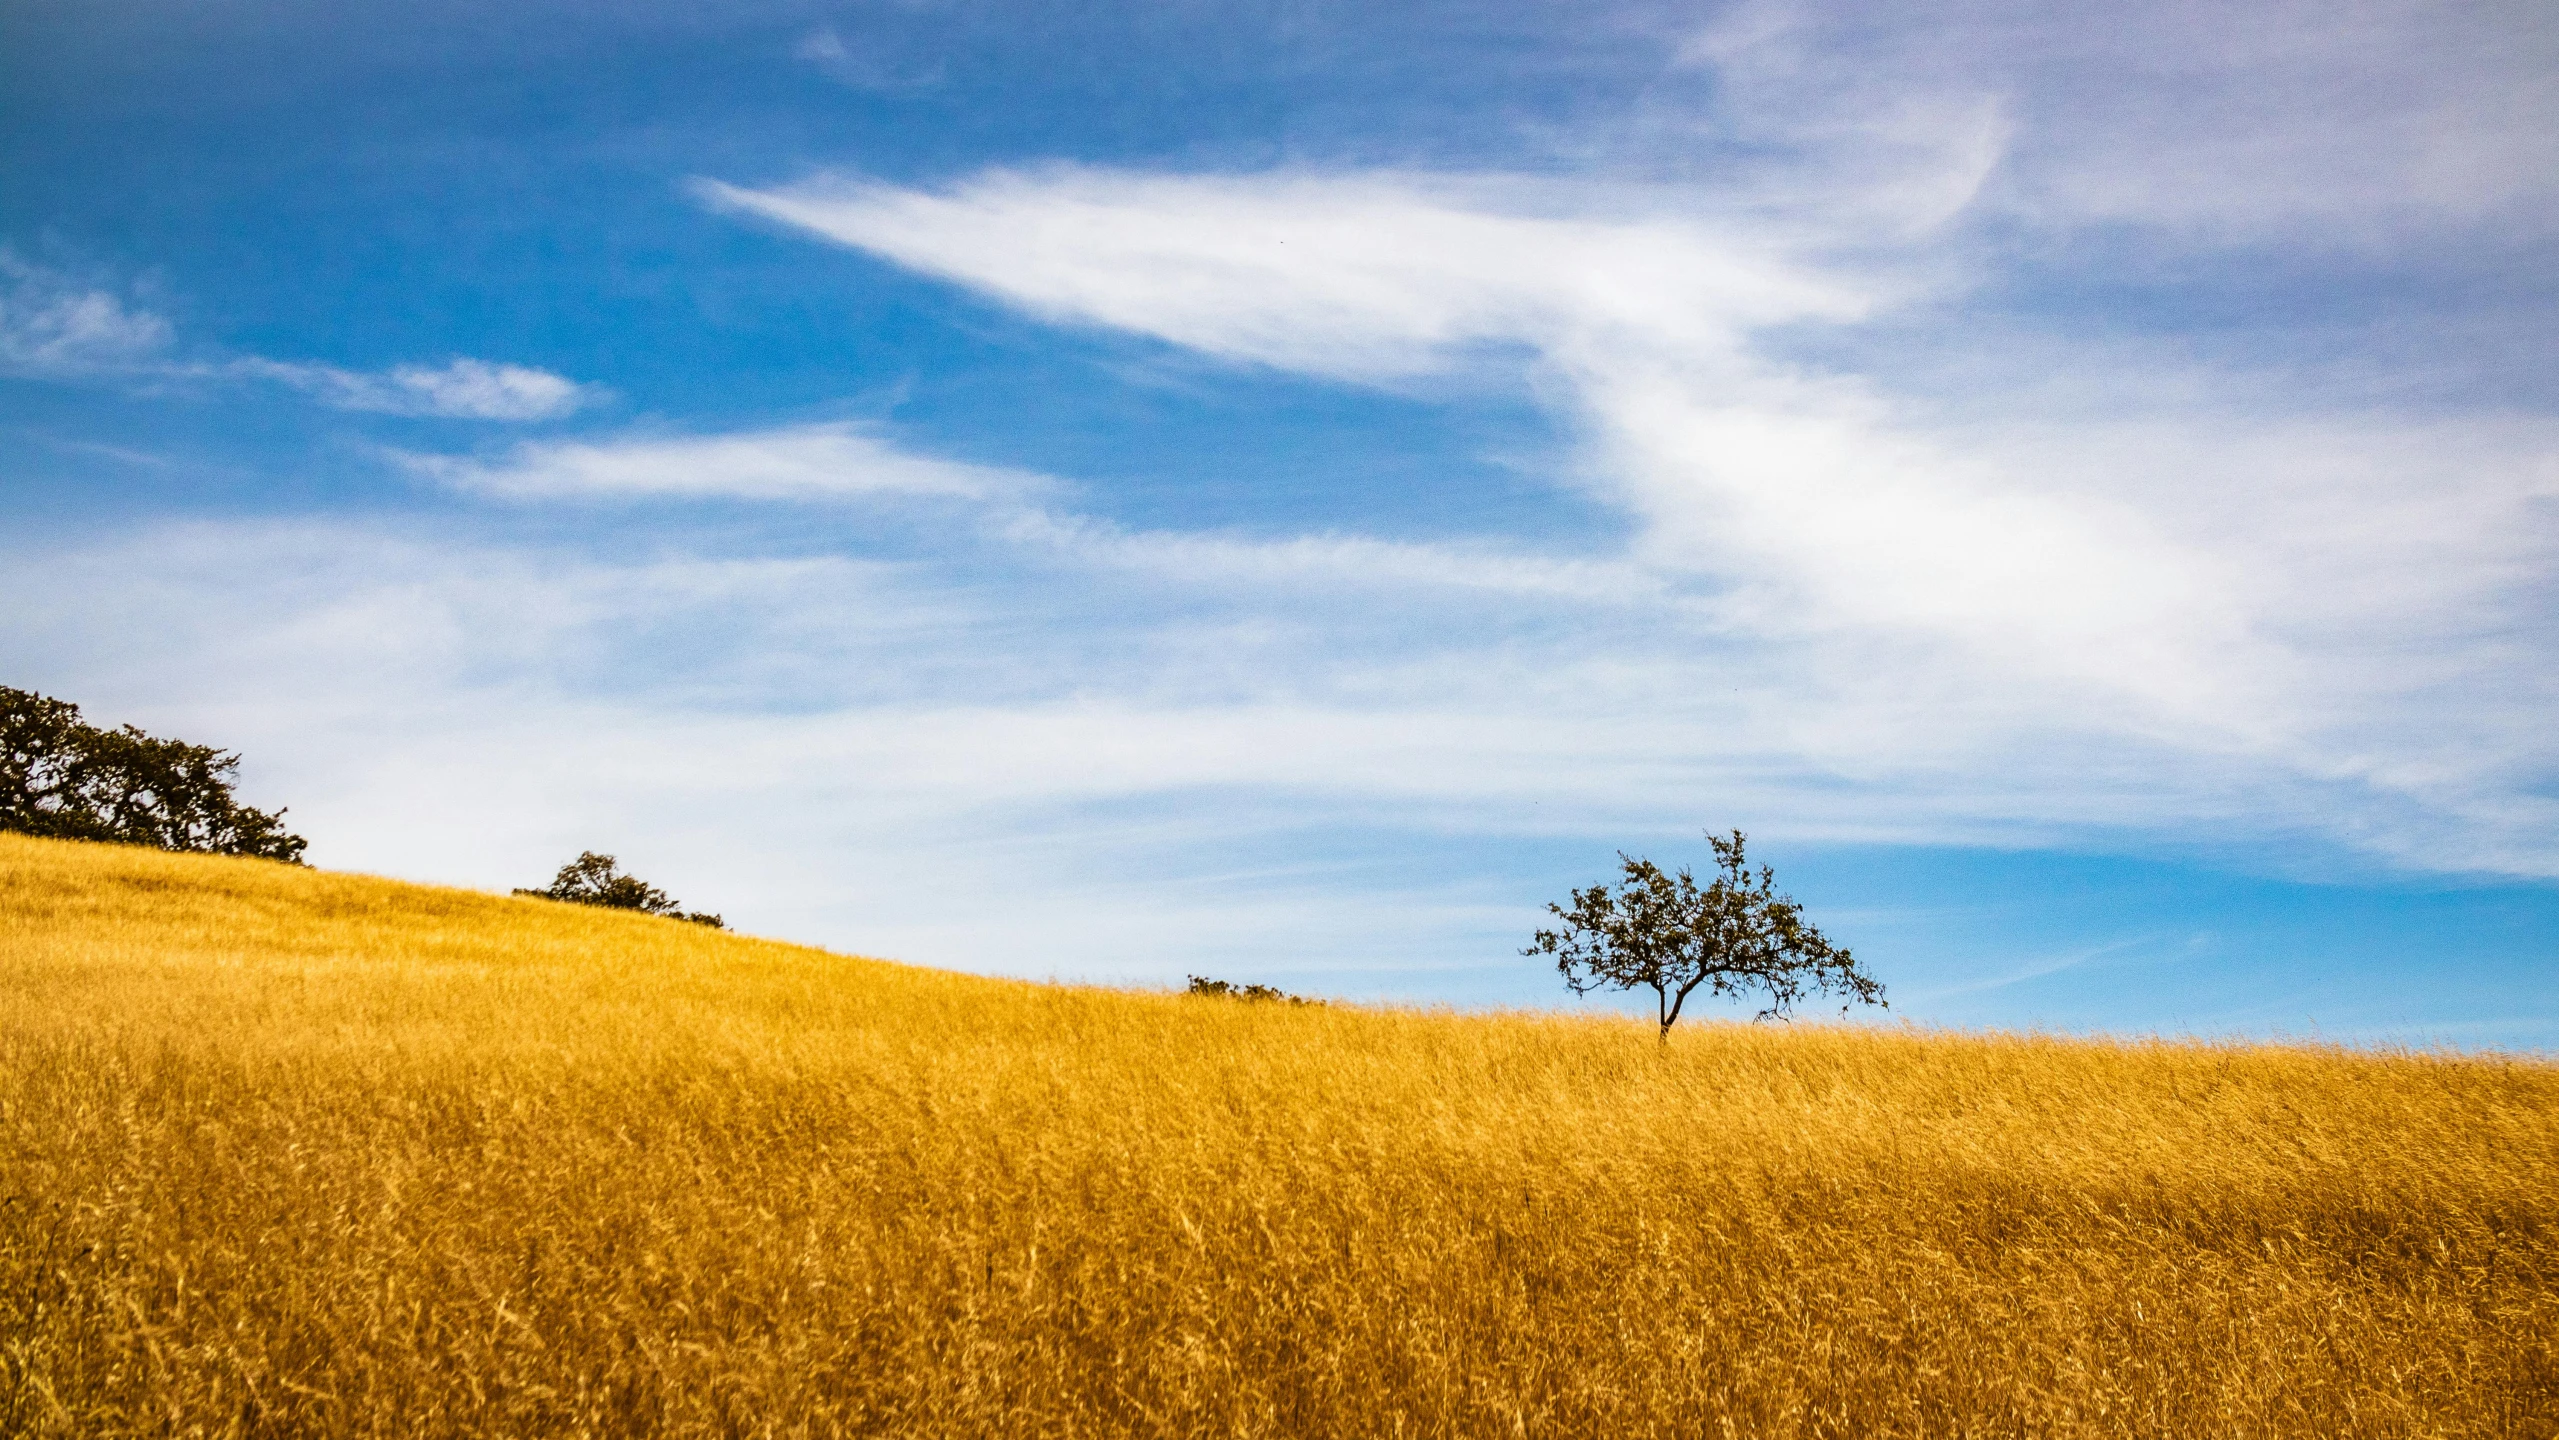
[1526,830,1881,1039]
[515,851,725,928]
[1186,975,1320,1005]
[1,685,308,863]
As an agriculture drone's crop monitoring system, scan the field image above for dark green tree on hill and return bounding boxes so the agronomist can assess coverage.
[516,851,725,928]
[1186,975,1320,1005]
[1528,829,1881,1039]
[0,685,308,863]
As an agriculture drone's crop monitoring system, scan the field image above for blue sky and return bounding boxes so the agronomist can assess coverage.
[5,0,2555,1044]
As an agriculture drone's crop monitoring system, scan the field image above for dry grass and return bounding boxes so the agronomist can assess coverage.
[3,832,2554,1438]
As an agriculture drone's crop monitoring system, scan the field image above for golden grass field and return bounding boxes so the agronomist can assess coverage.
[3,832,2555,1437]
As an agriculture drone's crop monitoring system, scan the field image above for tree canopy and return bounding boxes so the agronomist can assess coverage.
[515,851,725,928]
[1527,830,1882,1038]
[1,685,308,863]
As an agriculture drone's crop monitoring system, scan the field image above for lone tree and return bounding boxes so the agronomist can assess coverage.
[1,684,308,863]
[515,851,725,928]
[1527,829,1881,1039]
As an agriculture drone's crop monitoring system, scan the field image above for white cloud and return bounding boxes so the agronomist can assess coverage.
[692,164,2559,880]
[410,421,1037,500]
[704,173,2251,719]
[235,356,599,420]
[995,508,1674,606]
[699,171,1873,379]
[368,358,593,421]
[0,254,593,420]
[0,253,175,373]
[1682,0,2559,244]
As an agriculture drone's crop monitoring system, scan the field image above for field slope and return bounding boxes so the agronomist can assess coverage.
[3,833,2555,1437]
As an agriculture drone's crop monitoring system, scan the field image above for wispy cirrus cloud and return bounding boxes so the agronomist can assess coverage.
[408,417,1666,603]
[368,378,2559,885]
[699,171,1875,379]
[1686,0,2559,243]
[692,145,2559,877]
[0,252,174,372]
[235,356,598,421]
[412,421,1042,500]
[0,253,597,420]
[703,173,2241,709]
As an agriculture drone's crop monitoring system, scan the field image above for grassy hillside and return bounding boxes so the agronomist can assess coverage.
[3,834,2554,1438]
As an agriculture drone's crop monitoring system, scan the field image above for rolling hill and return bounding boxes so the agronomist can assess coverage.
[3,832,2553,1436]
